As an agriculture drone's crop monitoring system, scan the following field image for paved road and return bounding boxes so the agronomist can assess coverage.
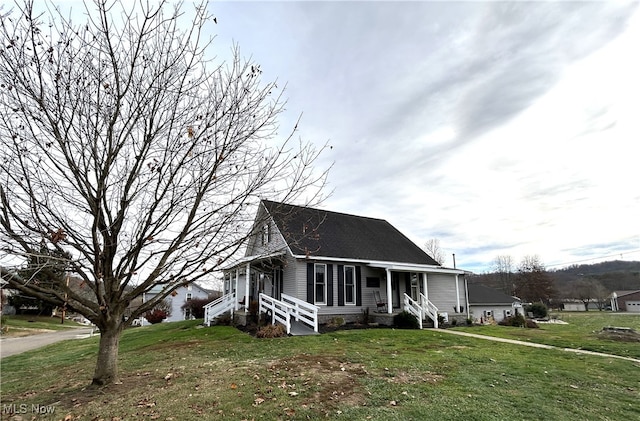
[0,327,97,359]
[429,328,640,363]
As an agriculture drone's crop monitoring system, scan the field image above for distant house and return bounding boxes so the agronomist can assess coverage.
[610,290,640,312]
[143,283,214,323]
[467,284,522,323]
[204,200,468,333]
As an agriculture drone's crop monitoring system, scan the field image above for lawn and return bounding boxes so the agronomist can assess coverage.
[1,315,85,337]
[452,311,640,359]
[1,317,639,420]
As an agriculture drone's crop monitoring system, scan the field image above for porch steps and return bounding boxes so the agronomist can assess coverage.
[289,320,319,336]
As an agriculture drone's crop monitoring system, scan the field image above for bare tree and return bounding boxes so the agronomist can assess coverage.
[574,278,609,311]
[424,238,445,265]
[513,255,554,304]
[492,255,514,295]
[0,0,328,386]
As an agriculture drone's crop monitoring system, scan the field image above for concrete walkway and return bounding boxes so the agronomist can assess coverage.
[429,328,640,364]
[0,327,96,359]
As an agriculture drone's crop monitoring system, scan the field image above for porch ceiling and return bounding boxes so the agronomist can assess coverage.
[366,260,465,275]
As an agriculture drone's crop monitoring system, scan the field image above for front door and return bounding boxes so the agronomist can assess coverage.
[391,273,400,308]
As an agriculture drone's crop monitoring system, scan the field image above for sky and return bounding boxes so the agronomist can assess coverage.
[205,0,640,273]
[12,0,640,275]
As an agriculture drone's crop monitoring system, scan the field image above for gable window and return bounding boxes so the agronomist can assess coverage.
[261,224,271,245]
[186,292,192,301]
[314,263,327,305]
[344,265,356,305]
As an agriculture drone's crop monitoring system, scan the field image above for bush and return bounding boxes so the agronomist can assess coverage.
[144,309,168,324]
[327,317,345,328]
[499,314,526,327]
[181,297,210,319]
[525,319,539,329]
[466,318,474,326]
[256,323,287,338]
[394,311,419,329]
[525,302,548,319]
[360,307,370,324]
[214,312,232,326]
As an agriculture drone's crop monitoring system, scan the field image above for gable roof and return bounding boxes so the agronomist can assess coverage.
[613,290,640,298]
[262,200,440,266]
[468,284,519,305]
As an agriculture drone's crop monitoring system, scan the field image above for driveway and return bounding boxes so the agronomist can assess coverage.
[0,327,97,359]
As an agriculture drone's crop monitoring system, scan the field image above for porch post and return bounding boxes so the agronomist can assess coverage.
[235,268,240,311]
[386,268,392,314]
[245,263,251,310]
[422,273,428,301]
[455,274,460,313]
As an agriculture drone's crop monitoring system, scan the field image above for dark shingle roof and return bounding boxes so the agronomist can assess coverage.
[262,200,439,266]
[468,284,518,305]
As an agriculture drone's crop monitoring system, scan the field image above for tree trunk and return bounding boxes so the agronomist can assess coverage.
[92,323,123,386]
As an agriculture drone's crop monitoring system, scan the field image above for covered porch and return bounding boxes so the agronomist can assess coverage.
[366,262,468,328]
[221,252,286,312]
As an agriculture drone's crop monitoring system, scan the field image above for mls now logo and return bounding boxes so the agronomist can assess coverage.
[2,404,56,415]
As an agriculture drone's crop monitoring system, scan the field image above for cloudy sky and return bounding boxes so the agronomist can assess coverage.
[207,0,640,273]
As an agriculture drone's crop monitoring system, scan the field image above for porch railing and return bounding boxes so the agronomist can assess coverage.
[259,293,293,334]
[204,291,236,327]
[419,293,439,329]
[403,293,423,329]
[281,293,319,333]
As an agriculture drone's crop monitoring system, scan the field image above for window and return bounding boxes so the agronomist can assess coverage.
[314,263,327,304]
[344,266,355,305]
[186,293,192,301]
[261,224,270,245]
[366,277,380,288]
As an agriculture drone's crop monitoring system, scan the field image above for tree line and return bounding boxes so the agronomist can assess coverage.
[468,255,640,310]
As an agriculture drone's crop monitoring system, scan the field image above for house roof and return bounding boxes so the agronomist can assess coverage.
[262,200,440,266]
[613,290,640,298]
[468,284,519,305]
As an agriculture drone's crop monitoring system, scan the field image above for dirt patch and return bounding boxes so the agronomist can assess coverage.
[266,354,368,409]
[598,328,640,343]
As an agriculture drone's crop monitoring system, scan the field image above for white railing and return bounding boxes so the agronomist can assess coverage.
[281,293,319,333]
[419,293,439,329]
[259,293,293,334]
[204,291,236,327]
[403,293,423,329]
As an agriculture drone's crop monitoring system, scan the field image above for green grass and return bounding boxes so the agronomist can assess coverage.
[452,312,640,358]
[1,315,84,336]
[1,317,639,420]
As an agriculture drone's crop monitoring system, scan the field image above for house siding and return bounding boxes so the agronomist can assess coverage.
[423,273,465,315]
[469,305,515,322]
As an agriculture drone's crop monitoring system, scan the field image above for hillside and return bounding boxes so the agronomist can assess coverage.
[468,260,640,298]
[551,260,640,292]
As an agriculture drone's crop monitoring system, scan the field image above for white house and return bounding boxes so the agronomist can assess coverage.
[143,283,213,324]
[204,200,469,333]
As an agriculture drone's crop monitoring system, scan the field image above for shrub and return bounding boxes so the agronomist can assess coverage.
[466,318,474,326]
[525,302,548,319]
[525,319,539,328]
[214,312,232,326]
[181,297,210,319]
[327,317,345,328]
[394,311,419,329]
[360,307,370,325]
[144,309,168,324]
[256,323,287,338]
[499,314,526,327]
